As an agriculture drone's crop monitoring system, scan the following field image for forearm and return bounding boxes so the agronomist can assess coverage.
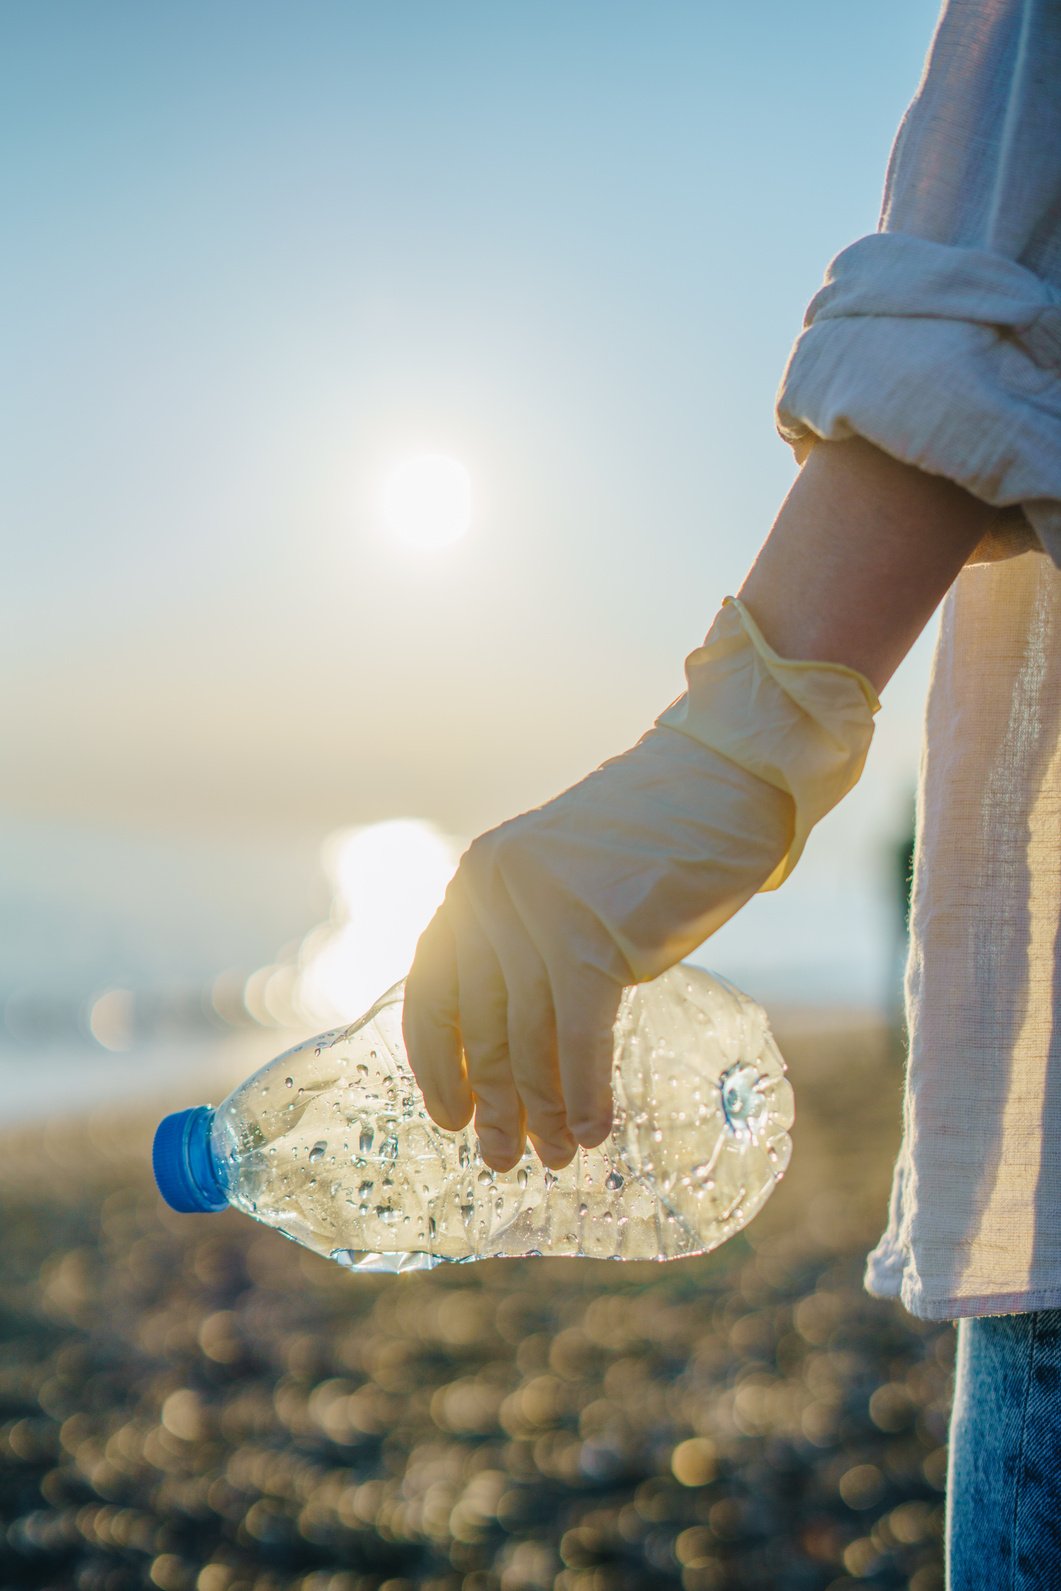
[410,439,974,1165]
[740,439,1002,693]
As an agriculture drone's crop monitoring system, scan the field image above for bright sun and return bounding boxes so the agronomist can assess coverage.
[381,453,472,549]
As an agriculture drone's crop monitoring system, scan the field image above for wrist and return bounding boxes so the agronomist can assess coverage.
[658,596,877,890]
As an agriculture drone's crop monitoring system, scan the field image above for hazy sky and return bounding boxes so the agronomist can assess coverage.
[4,0,941,847]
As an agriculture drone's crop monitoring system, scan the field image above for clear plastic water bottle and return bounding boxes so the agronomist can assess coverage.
[152,965,793,1271]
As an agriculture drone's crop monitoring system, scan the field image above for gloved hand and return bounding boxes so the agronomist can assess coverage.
[403,598,879,1170]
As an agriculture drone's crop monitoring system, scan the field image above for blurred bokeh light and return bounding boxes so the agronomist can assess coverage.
[0,1021,950,1591]
[1,3,949,1586]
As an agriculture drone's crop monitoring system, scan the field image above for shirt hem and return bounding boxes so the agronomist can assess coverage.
[864,1263,1061,1321]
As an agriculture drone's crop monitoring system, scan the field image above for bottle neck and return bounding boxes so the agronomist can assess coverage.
[153,1105,228,1213]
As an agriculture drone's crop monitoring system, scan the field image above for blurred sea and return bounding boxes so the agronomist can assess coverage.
[0,813,907,1126]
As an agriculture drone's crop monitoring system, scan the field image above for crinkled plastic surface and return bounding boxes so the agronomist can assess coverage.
[210,966,794,1271]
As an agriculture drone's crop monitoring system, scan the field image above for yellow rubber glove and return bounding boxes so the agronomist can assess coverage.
[657,598,880,891]
[403,598,879,1171]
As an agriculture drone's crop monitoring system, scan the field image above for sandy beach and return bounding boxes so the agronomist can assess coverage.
[0,1016,950,1591]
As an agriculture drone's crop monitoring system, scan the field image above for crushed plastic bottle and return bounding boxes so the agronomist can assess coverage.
[152,965,794,1271]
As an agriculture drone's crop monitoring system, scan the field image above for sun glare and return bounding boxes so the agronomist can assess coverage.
[381,453,472,549]
[295,819,460,1024]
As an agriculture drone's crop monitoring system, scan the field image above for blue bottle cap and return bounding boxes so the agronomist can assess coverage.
[153,1105,228,1213]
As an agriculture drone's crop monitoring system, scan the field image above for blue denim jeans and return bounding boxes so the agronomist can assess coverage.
[947,1309,1061,1589]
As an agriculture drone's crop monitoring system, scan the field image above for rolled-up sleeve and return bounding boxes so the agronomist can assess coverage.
[775,0,1061,564]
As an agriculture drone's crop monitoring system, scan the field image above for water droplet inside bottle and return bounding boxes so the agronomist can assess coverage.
[215,962,792,1273]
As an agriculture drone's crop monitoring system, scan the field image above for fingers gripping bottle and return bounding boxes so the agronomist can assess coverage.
[152,966,794,1271]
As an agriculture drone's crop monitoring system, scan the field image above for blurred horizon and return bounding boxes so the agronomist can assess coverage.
[3,0,941,1067]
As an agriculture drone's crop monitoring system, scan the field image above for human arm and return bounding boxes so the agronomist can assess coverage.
[402,437,998,1173]
[403,0,1061,1171]
[775,0,1061,564]
[739,435,998,692]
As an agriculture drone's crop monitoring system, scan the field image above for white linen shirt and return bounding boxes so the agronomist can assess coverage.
[774,0,1061,1318]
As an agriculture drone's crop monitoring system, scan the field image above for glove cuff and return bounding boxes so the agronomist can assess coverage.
[655,597,880,890]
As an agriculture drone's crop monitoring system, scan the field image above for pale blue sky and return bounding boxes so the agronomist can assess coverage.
[3,0,940,977]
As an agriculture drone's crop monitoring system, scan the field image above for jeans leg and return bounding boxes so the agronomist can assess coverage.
[946,1308,1061,1590]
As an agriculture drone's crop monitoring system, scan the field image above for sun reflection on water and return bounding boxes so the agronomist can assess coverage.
[293,818,461,1026]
